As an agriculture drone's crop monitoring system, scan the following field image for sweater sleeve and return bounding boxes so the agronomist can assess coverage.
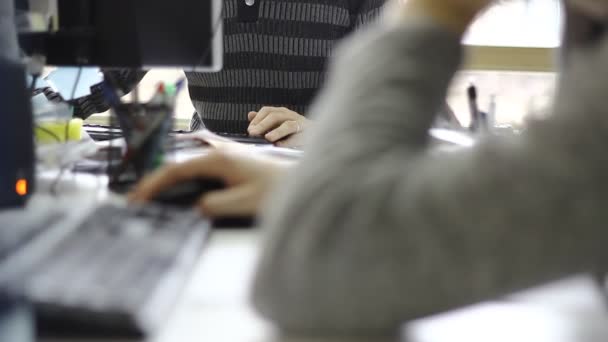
[251,19,608,336]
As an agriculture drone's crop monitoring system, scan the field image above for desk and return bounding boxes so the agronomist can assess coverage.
[46,230,608,342]
[34,176,608,342]
[36,156,608,342]
[44,231,608,342]
[159,232,608,342]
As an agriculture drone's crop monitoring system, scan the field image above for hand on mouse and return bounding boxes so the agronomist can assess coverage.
[129,151,290,217]
[247,107,311,148]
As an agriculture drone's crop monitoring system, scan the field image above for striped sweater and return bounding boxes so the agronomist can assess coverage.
[65,0,385,133]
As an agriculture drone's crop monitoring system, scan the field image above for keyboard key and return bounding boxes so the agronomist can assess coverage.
[1,202,211,337]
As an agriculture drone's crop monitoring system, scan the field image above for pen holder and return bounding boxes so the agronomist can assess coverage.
[107,102,173,193]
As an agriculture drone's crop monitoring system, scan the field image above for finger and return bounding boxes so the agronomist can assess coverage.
[274,138,290,148]
[129,153,231,202]
[248,111,258,122]
[249,106,277,128]
[197,184,258,217]
[265,121,298,143]
[275,133,304,148]
[249,111,293,137]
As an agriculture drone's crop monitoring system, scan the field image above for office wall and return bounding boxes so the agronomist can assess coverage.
[451,0,561,127]
[449,71,556,128]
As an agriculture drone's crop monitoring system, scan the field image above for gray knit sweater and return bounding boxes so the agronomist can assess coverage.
[252,8,608,336]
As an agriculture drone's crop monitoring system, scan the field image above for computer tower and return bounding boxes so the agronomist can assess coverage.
[0,59,35,208]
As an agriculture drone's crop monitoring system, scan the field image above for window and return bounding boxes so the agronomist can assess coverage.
[448,0,563,127]
[465,0,563,48]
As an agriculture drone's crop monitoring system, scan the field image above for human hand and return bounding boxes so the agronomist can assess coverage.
[129,151,289,218]
[247,107,311,148]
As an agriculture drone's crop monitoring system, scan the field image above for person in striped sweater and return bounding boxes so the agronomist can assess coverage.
[47,0,386,147]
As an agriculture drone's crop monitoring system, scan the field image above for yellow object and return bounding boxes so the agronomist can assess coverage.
[15,179,28,196]
[35,118,84,144]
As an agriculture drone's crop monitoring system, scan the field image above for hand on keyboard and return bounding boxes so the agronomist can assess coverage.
[247,106,310,148]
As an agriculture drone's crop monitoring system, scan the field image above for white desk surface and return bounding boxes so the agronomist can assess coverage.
[44,230,608,342]
[37,171,608,342]
[152,231,608,342]
[45,230,608,342]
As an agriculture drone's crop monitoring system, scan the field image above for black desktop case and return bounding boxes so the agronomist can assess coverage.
[0,59,35,208]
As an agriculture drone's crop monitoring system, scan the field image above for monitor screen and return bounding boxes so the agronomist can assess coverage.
[18,0,223,71]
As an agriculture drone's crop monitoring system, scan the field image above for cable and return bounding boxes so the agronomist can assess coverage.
[69,66,84,102]
[108,101,117,189]
[49,65,84,197]
[98,80,123,189]
[30,74,39,95]
[66,66,84,140]
[50,166,68,196]
[35,125,63,143]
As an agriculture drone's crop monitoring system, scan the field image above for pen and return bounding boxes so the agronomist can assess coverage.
[467,83,479,132]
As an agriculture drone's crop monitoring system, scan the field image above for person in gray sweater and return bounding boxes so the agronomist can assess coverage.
[131,0,608,336]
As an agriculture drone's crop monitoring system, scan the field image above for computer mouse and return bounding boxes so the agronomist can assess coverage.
[150,178,226,208]
[150,177,257,229]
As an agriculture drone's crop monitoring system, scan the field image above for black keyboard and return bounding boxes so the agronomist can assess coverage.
[214,132,272,145]
[84,124,123,141]
[0,203,210,338]
[0,208,65,261]
[84,124,191,142]
[85,124,272,145]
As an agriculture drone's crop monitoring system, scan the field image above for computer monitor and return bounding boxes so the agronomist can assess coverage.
[18,0,223,71]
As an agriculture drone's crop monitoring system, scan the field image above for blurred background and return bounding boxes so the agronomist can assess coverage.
[82,0,562,130]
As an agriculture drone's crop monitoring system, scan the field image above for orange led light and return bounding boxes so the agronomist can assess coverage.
[16,179,28,196]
